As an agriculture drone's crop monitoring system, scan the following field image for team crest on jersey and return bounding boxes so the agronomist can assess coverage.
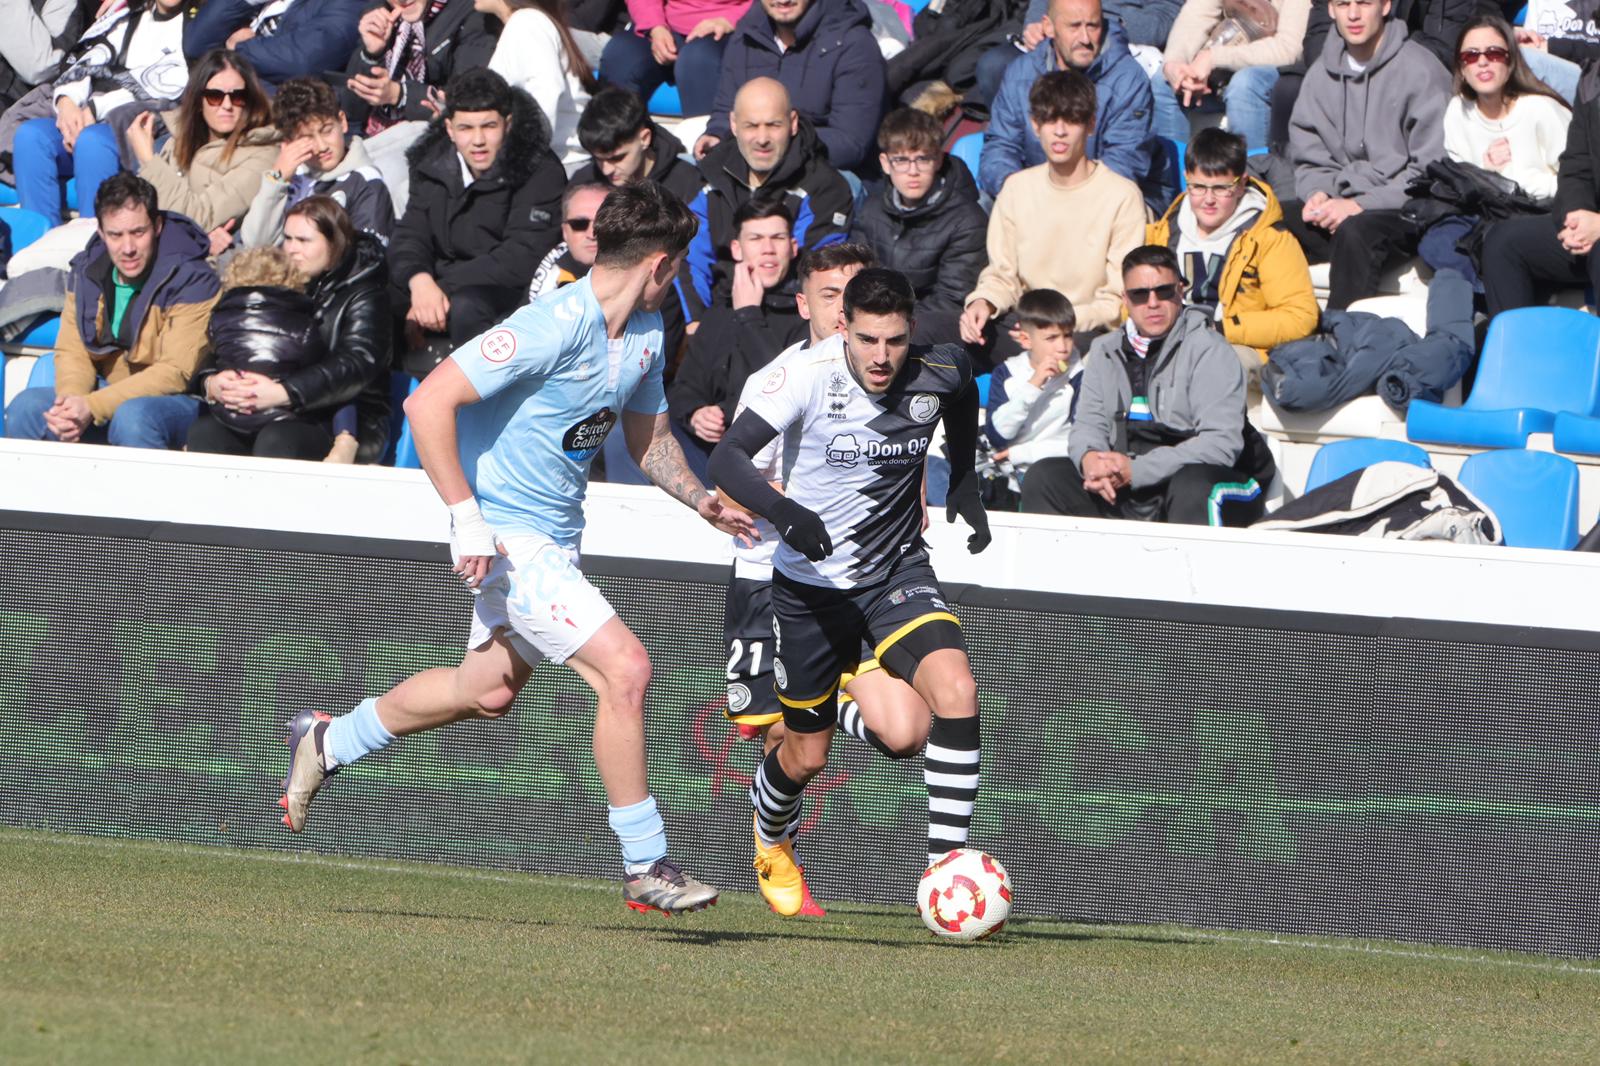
[561,407,617,460]
[908,394,941,423]
[763,366,787,393]
[640,347,652,371]
[727,683,752,713]
[826,433,861,468]
[480,328,517,363]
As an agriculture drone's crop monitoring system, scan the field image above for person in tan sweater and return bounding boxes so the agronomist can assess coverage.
[961,69,1146,360]
[126,48,279,258]
[1156,0,1311,150]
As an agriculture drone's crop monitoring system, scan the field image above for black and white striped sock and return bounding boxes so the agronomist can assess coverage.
[750,747,805,846]
[924,714,981,865]
[838,695,902,759]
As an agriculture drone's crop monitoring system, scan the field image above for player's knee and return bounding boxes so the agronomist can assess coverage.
[468,683,519,718]
[603,647,652,710]
[928,671,978,717]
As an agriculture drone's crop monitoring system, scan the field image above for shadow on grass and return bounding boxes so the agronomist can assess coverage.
[1004,917,1198,947]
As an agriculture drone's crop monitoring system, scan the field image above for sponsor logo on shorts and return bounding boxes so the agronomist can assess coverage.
[908,394,941,423]
[561,407,617,461]
[727,683,752,713]
[481,328,517,363]
[773,658,788,690]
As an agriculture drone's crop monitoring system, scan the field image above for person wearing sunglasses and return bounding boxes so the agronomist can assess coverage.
[1147,126,1317,377]
[1020,244,1273,527]
[126,49,278,257]
[529,181,611,299]
[1283,0,1450,310]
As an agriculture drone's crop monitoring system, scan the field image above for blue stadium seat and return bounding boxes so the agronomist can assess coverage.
[1159,137,1187,193]
[0,181,16,206]
[1457,449,1580,550]
[950,132,983,178]
[0,206,52,252]
[26,350,55,389]
[1553,410,1600,455]
[647,82,682,118]
[1303,438,1431,492]
[17,315,59,348]
[974,372,990,406]
[905,0,933,12]
[392,375,422,468]
[1407,307,1600,448]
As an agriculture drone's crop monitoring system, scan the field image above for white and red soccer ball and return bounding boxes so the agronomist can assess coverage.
[917,848,1013,941]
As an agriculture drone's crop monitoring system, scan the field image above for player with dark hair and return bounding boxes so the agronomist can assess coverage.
[280,181,753,916]
[708,267,992,916]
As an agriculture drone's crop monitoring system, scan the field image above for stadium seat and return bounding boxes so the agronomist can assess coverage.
[17,315,59,348]
[904,0,933,12]
[1456,449,1580,550]
[950,132,983,178]
[1553,410,1600,455]
[392,375,422,468]
[0,206,52,252]
[0,181,16,206]
[1159,137,1187,193]
[647,82,682,118]
[1303,438,1430,492]
[24,350,55,392]
[974,372,990,406]
[1407,307,1600,448]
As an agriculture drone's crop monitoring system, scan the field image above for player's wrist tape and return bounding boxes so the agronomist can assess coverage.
[448,498,498,557]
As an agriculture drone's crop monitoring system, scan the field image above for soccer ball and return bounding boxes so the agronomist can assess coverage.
[917,848,1012,941]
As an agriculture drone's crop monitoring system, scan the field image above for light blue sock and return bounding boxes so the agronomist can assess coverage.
[324,698,395,768]
[608,796,668,874]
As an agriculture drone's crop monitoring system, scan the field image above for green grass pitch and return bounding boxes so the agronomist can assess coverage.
[3,829,1597,1065]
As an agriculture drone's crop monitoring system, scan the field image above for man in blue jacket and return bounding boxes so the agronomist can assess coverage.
[183,0,367,87]
[979,0,1167,210]
[694,0,886,174]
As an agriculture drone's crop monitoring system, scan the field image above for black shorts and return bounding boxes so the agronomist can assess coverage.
[771,560,965,733]
[723,570,783,726]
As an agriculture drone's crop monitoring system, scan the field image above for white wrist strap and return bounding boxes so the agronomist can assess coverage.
[447,498,497,557]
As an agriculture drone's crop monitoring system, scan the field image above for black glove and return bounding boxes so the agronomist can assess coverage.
[771,498,834,562]
[945,470,992,554]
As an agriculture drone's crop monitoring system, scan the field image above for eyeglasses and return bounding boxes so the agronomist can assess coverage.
[886,154,938,172]
[1126,283,1183,304]
[564,217,592,232]
[1187,178,1241,199]
[202,88,249,107]
[1459,46,1510,66]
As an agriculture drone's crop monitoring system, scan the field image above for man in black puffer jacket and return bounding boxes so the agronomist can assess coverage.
[389,68,565,375]
[848,108,987,343]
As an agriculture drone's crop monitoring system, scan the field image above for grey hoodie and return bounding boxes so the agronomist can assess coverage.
[239,136,396,250]
[1068,307,1247,489]
[1288,21,1451,210]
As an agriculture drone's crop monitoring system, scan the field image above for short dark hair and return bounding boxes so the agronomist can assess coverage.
[273,76,342,137]
[876,107,943,156]
[94,171,159,223]
[577,85,650,155]
[593,180,699,267]
[562,181,611,216]
[1186,127,1247,179]
[445,68,514,118]
[731,192,792,234]
[843,267,915,322]
[1028,69,1096,126]
[1016,288,1076,333]
[797,242,876,282]
[1122,244,1182,280]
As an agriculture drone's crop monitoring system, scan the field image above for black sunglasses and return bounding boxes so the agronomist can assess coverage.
[1458,46,1510,66]
[564,216,592,232]
[1126,283,1183,304]
[202,88,249,107]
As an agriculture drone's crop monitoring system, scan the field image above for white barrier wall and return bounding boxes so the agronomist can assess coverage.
[1,440,1595,633]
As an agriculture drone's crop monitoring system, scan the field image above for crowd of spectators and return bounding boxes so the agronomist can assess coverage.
[0,0,1591,534]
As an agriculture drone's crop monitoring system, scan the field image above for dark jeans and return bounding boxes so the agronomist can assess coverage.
[401,283,526,378]
[186,407,334,460]
[599,30,726,116]
[1268,71,1302,155]
[1481,213,1598,318]
[1020,457,1266,527]
[1281,203,1415,310]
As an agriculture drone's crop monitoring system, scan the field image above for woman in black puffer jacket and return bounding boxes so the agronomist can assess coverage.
[188,195,393,461]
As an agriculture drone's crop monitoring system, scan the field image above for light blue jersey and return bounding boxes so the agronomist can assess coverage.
[452,276,668,547]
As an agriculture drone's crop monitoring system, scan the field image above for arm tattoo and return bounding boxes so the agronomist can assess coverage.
[640,414,710,510]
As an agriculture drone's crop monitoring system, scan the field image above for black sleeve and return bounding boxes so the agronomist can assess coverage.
[942,378,980,482]
[707,409,786,517]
